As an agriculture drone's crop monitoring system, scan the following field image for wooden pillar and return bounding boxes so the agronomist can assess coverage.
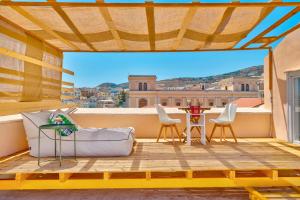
[269,48,273,91]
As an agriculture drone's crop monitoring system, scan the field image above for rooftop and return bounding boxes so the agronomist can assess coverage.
[233,98,264,108]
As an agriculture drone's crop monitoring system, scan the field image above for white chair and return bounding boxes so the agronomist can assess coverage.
[209,103,238,143]
[155,104,182,143]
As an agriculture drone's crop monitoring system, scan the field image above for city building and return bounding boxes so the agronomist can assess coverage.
[97,99,115,108]
[128,75,261,108]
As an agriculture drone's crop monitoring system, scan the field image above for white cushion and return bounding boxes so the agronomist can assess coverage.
[21,111,135,157]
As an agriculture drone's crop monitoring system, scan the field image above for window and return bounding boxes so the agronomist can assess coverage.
[161,99,168,106]
[201,85,205,90]
[246,84,250,91]
[241,84,245,91]
[225,86,228,90]
[222,102,227,107]
[138,98,147,108]
[138,82,143,91]
[143,83,148,91]
[209,101,214,107]
[175,99,181,107]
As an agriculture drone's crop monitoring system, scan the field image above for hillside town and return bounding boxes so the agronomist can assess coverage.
[66,66,264,108]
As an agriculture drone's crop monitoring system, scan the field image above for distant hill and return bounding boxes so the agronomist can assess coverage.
[157,65,263,88]
[81,65,263,91]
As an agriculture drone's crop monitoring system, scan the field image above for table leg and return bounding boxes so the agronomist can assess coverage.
[54,129,57,158]
[201,114,206,145]
[59,133,62,167]
[38,128,41,166]
[186,114,191,145]
[74,132,76,160]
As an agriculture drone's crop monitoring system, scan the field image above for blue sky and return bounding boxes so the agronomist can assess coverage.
[61,0,300,87]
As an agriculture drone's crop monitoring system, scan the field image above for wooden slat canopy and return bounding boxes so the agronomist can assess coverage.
[0,1,299,52]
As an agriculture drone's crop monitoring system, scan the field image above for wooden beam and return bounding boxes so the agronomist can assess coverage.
[185,170,193,179]
[0,47,74,75]
[145,171,151,180]
[15,173,31,184]
[103,172,111,180]
[1,1,300,8]
[97,0,125,51]
[231,5,275,49]
[262,169,278,180]
[0,15,62,55]
[9,5,80,50]
[245,187,268,200]
[59,173,72,182]
[241,6,300,48]
[171,5,197,50]
[62,87,74,93]
[255,36,278,44]
[51,3,97,51]
[62,81,74,86]
[269,48,273,91]
[198,5,236,49]
[61,95,74,100]
[63,46,269,53]
[145,1,155,51]
[261,23,300,47]
[224,170,236,179]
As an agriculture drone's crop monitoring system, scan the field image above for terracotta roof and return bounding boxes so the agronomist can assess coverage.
[233,98,263,108]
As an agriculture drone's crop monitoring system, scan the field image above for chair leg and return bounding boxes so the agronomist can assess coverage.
[170,125,175,144]
[222,126,226,141]
[209,124,217,141]
[229,124,237,143]
[164,125,167,140]
[173,124,181,142]
[196,126,201,134]
[220,125,223,142]
[156,125,164,142]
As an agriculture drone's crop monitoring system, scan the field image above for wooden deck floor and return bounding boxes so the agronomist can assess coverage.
[1,138,300,174]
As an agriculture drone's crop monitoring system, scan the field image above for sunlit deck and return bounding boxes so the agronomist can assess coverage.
[1,138,300,173]
[1,138,300,192]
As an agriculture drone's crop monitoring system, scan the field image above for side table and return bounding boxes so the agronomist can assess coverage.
[38,124,77,166]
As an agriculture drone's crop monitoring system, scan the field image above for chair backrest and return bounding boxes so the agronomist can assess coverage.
[155,104,169,122]
[218,103,237,123]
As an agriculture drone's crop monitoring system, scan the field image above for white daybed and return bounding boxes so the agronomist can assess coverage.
[21,111,135,157]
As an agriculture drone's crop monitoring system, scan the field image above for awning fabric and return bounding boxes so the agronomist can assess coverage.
[0,3,275,52]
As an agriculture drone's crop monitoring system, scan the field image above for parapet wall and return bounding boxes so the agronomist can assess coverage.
[0,107,273,157]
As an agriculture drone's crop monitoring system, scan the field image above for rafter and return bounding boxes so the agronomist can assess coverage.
[261,23,300,48]
[171,4,197,50]
[50,1,97,51]
[0,47,74,75]
[231,2,276,49]
[198,5,236,49]
[241,6,300,49]
[0,15,61,55]
[63,47,269,53]
[9,5,80,50]
[97,0,126,51]
[145,1,156,51]
[1,1,300,8]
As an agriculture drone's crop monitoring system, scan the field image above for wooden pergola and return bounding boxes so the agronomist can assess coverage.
[0,0,299,113]
[0,0,299,53]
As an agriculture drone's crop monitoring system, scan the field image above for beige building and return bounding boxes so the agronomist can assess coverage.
[128,75,261,108]
[218,77,260,92]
